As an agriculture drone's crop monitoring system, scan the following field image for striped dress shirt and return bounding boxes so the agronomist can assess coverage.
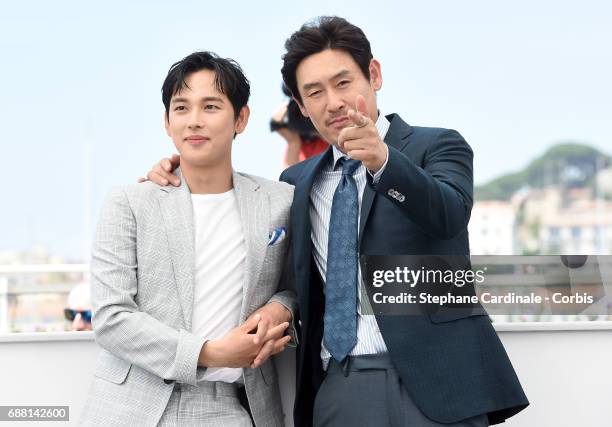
[310,112,391,369]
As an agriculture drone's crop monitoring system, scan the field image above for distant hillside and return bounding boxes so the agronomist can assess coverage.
[475,143,611,201]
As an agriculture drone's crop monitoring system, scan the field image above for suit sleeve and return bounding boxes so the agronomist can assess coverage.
[267,180,299,345]
[267,237,299,346]
[91,187,206,386]
[373,129,473,239]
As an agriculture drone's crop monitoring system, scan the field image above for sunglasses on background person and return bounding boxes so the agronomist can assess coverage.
[64,308,92,323]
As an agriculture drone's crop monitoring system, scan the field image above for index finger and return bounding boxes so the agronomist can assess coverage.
[263,321,289,342]
[240,313,261,333]
[147,171,169,186]
[253,317,269,345]
[251,339,274,369]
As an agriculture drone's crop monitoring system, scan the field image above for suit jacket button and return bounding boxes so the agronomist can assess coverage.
[164,379,174,384]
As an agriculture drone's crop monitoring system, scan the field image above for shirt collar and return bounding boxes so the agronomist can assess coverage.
[331,111,391,169]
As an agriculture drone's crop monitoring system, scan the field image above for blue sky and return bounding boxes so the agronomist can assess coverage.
[1,0,611,259]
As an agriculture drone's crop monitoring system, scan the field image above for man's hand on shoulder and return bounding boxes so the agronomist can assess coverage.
[137,154,182,186]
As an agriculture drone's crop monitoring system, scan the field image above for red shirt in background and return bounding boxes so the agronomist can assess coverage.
[298,137,328,161]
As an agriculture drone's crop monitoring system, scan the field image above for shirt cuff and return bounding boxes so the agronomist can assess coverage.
[367,144,389,184]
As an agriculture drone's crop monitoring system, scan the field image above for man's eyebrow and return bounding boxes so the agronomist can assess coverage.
[331,69,351,81]
[170,96,225,104]
[302,81,322,92]
[170,97,189,104]
[201,96,225,103]
[301,69,352,92]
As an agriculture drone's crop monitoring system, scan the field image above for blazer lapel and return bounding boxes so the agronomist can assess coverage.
[359,114,414,241]
[291,148,332,301]
[233,171,270,320]
[158,168,196,330]
[384,113,414,152]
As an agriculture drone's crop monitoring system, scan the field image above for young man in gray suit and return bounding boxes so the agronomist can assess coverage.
[81,51,296,426]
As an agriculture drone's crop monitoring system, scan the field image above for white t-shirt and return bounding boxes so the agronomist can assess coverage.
[191,189,246,383]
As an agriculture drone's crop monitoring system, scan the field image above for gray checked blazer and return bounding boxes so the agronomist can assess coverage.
[80,169,297,426]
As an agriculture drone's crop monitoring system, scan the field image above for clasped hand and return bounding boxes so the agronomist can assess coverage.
[199,303,292,369]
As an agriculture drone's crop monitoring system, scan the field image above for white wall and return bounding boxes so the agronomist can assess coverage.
[1,327,611,426]
[495,329,612,427]
[0,334,98,427]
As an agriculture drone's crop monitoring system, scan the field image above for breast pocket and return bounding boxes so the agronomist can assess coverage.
[267,237,287,254]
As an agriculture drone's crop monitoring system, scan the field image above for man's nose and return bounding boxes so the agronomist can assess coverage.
[326,90,345,113]
[187,109,204,129]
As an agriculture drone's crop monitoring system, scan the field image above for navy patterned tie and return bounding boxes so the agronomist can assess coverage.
[324,157,361,363]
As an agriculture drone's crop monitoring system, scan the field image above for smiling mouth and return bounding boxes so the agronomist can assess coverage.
[328,116,349,128]
[185,136,210,145]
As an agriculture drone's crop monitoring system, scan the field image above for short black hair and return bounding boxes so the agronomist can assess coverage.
[162,51,250,119]
[281,16,373,104]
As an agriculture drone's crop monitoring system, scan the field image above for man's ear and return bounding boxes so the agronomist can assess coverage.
[369,59,383,91]
[293,96,309,118]
[234,105,250,135]
[164,112,171,137]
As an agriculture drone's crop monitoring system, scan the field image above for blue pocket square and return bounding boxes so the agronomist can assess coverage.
[268,227,287,246]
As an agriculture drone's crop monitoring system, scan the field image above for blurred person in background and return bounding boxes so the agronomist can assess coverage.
[271,84,327,167]
[64,282,92,331]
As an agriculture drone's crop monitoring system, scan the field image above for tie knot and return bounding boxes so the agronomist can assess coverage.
[339,158,361,176]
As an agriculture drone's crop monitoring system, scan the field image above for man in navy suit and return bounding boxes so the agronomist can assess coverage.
[147,16,528,427]
[278,16,528,427]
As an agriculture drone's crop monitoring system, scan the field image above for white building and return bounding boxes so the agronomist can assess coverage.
[469,201,516,255]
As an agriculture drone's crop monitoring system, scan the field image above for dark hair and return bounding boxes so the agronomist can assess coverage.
[281,16,373,104]
[162,51,250,119]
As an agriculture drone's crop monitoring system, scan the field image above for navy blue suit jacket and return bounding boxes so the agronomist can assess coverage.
[280,114,528,426]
